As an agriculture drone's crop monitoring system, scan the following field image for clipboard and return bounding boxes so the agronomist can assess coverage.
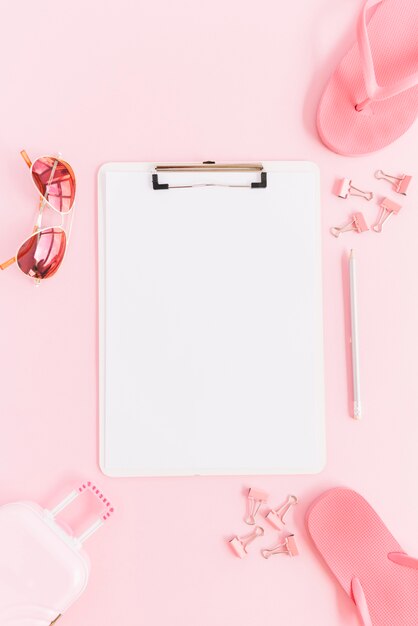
[98,161,325,476]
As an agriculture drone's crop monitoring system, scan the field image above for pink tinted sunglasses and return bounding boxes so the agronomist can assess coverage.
[0,150,76,283]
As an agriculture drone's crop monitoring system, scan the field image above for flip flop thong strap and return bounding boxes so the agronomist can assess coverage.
[352,553,418,625]
[357,0,418,102]
[389,552,418,570]
[352,577,373,626]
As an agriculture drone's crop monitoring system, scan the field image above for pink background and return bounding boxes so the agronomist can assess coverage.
[0,0,417,624]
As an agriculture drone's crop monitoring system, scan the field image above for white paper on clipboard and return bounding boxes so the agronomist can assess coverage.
[98,161,325,476]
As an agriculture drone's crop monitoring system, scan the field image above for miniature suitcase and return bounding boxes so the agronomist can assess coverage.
[0,481,114,625]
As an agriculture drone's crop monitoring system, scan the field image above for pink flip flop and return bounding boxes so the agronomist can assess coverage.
[318,0,418,156]
[307,488,418,625]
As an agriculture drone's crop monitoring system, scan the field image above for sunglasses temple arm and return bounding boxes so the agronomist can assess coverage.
[1,153,32,271]
[0,257,17,270]
[20,150,32,168]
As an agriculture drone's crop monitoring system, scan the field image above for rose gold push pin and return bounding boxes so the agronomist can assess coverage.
[261,534,299,559]
[266,494,298,530]
[373,198,402,233]
[336,178,373,201]
[330,212,369,238]
[375,170,412,196]
[245,488,268,525]
[229,526,264,558]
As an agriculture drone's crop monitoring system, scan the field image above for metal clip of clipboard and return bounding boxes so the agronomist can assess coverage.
[152,161,267,190]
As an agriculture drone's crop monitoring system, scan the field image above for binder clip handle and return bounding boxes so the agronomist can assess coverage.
[245,488,268,525]
[266,494,298,530]
[336,178,373,201]
[375,169,390,181]
[261,534,299,559]
[375,170,412,195]
[229,526,264,558]
[330,213,368,238]
[372,198,402,233]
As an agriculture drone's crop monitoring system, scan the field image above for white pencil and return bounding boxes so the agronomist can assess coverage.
[349,249,361,420]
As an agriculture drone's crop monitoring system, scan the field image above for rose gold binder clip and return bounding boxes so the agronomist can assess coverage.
[336,178,373,201]
[330,212,369,238]
[245,488,268,525]
[266,494,298,530]
[229,526,264,558]
[261,534,299,559]
[375,170,412,196]
[373,197,402,233]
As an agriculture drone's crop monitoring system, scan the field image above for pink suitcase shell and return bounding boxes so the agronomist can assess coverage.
[0,482,114,626]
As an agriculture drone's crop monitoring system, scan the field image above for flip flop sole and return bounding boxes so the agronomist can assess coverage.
[307,488,418,625]
[318,0,418,156]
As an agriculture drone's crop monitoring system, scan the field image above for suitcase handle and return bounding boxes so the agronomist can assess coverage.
[49,481,114,544]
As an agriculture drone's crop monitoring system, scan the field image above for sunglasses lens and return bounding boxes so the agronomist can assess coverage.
[16,228,67,280]
[31,156,76,213]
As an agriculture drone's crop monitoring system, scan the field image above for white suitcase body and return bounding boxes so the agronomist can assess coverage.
[0,482,113,625]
